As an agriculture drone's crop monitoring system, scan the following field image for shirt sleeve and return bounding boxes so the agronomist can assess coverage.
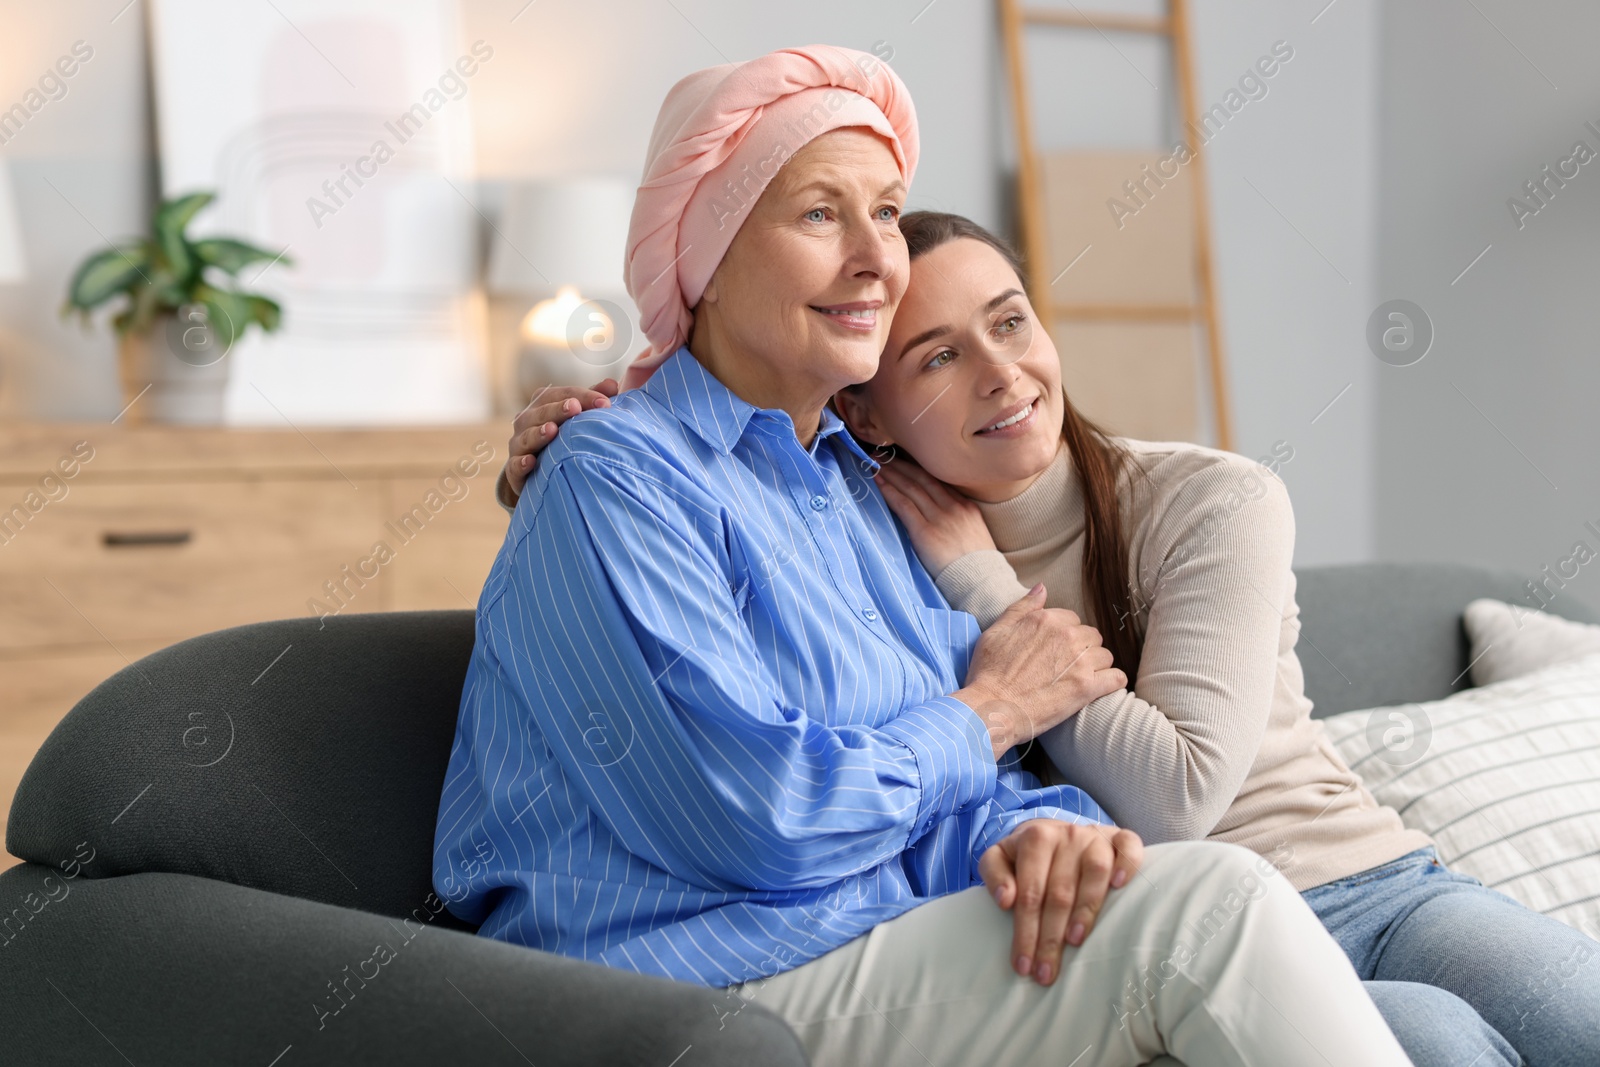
[486,452,998,894]
[896,752,1115,895]
[959,460,1291,844]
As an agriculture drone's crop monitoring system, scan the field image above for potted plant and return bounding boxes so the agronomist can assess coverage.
[62,190,290,424]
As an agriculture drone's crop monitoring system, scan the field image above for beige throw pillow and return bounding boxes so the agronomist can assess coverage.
[1463,598,1600,686]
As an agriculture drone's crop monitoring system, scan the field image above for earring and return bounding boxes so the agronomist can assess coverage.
[871,441,898,464]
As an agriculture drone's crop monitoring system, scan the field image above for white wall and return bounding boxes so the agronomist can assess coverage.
[1374,0,1600,615]
[1007,0,1383,567]
[1,0,1387,574]
[0,0,1002,421]
[0,3,154,420]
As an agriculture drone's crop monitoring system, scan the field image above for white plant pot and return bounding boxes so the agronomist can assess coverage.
[118,309,234,425]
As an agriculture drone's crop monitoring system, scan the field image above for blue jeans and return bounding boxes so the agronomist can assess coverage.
[1302,846,1600,1067]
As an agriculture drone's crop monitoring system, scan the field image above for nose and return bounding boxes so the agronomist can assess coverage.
[840,208,898,285]
[974,327,1024,393]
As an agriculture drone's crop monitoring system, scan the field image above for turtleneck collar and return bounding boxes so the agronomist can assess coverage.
[969,437,1085,554]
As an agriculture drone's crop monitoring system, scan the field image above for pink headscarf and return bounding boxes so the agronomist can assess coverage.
[619,44,920,391]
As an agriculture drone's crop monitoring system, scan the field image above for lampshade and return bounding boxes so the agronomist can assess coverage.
[487,176,633,297]
[0,159,27,284]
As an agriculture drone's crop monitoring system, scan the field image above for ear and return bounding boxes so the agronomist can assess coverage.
[832,387,892,448]
[699,266,721,306]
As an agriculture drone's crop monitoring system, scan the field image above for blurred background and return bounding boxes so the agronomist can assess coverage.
[2,0,1598,859]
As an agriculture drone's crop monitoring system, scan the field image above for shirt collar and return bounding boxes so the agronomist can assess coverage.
[641,345,882,472]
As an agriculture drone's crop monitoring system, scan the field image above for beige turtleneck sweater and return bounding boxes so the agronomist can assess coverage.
[934,437,1432,892]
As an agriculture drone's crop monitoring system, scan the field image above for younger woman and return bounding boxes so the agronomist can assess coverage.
[832,211,1600,1067]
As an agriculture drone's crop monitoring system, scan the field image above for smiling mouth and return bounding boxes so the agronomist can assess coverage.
[977,399,1037,434]
[811,306,878,330]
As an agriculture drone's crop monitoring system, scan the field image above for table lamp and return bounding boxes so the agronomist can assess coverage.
[487,177,638,398]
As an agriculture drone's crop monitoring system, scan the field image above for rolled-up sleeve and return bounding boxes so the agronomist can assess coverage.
[489,453,997,894]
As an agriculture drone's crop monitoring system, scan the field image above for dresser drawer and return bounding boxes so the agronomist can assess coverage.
[0,478,389,650]
[381,475,508,611]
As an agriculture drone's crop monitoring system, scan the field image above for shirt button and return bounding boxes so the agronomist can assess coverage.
[862,607,879,622]
[810,494,828,511]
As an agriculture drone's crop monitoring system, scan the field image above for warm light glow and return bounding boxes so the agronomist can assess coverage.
[520,284,612,347]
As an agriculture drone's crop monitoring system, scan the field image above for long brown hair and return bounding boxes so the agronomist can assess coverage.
[865,211,1145,782]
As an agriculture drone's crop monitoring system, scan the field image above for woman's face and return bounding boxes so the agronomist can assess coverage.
[836,237,1066,502]
[693,127,909,411]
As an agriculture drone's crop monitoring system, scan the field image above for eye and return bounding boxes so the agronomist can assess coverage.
[804,208,827,223]
[925,348,956,369]
[995,313,1026,334]
[876,204,900,222]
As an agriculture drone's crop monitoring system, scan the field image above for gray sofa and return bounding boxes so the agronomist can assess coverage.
[4,562,1596,1064]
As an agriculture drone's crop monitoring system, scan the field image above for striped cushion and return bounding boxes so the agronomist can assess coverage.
[1323,653,1600,938]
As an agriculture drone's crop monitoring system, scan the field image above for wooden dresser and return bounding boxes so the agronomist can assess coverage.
[0,421,513,869]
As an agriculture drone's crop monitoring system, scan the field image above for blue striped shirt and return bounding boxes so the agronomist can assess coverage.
[432,344,1112,987]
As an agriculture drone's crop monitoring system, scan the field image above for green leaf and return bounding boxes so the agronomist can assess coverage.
[192,237,289,276]
[121,272,179,337]
[191,282,257,352]
[242,293,283,332]
[153,191,215,285]
[63,243,153,312]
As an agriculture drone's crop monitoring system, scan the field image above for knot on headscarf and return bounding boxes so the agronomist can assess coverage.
[619,44,919,390]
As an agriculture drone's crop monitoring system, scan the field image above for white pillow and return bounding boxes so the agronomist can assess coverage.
[1463,598,1600,686]
[1323,652,1600,939]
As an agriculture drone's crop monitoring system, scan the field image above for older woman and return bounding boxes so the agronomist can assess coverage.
[433,46,1412,1066]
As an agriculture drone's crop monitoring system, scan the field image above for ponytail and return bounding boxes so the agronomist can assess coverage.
[890,211,1146,784]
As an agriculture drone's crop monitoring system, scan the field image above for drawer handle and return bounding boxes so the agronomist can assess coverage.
[101,530,193,548]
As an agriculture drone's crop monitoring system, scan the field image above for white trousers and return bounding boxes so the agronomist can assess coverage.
[724,840,1413,1067]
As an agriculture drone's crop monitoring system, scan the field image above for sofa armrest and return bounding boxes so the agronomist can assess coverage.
[0,863,807,1066]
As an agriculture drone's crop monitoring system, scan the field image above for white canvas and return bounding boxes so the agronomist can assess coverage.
[147,0,489,424]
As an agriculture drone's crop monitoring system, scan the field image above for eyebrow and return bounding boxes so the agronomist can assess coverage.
[789,177,907,199]
[896,288,1025,363]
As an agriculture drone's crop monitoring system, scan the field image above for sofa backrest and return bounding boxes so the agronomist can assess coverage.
[1294,562,1599,717]
[11,563,1598,920]
[6,609,482,931]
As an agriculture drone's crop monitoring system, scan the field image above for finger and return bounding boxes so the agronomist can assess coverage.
[1109,828,1144,890]
[1083,645,1115,672]
[977,843,1017,910]
[1007,830,1055,977]
[513,392,573,434]
[890,457,951,495]
[877,464,944,518]
[589,377,620,397]
[1032,838,1080,984]
[893,462,975,513]
[518,384,575,418]
[515,420,562,459]
[530,397,586,425]
[870,460,918,501]
[1064,833,1115,953]
[1070,623,1105,648]
[505,461,529,496]
[875,478,928,533]
[1038,605,1081,628]
[1091,666,1129,697]
[997,583,1048,623]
